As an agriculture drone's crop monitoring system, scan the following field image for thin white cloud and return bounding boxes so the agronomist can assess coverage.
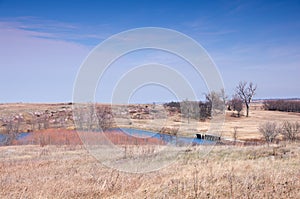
[182,18,236,36]
[0,18,92,102]
[0,17,111,46]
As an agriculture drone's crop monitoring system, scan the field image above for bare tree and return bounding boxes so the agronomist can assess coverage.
[220,88,227,105]
[205,90,226,116]
[96,106,114,131]
[74,103,96,131]
[236,81,257,117]
[259,122,280,144]
[87,103,96,130]
[281,121,300,141]
[41,113,50,129]
[181,100,200,123]
[74,106,84,130]
[230,95,243,117]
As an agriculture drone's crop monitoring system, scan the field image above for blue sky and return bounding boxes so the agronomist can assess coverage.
[0,0,299,103]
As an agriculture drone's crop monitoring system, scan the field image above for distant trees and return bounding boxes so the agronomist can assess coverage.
[74,103,114,131]
[163,90,225,122]
[236,81,257,117]
[263,100,300,113]
[165,100,211,122]
[164,101,180,109]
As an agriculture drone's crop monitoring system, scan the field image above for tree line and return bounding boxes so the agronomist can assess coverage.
[164,81,258,120]
[164,100,213,121]
[164,90,227,122]
[263,99,300,113]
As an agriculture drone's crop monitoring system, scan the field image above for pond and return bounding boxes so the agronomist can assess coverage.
[0,132,31,145]
[0,129,214,146]
[107,128,215,145]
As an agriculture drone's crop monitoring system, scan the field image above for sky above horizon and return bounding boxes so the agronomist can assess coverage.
[0,0,299,103]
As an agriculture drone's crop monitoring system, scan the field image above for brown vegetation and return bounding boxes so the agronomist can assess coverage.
[12,128,164,146]
[0,143,299,198]
[1,103,299,142]
[258,121,281,144]
[0,102,299,198]
[263,99,300,113]
[228,95,243,117]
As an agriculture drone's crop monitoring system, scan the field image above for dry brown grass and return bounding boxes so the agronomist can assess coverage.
[119,106,300,141]
[0,142,299,198]
[1,103,300,198]
[221,108,300,140]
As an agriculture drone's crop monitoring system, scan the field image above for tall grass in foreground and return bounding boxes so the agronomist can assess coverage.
[0,143,299,198]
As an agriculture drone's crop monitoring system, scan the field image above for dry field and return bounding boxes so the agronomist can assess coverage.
[221,108,300,140]
[0,103,70,114]
[0,103,300,198]
[120,105,300,141]
[1,102,299,141]
[0,143,299,198]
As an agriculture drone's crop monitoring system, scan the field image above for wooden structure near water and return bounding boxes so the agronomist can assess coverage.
[196,133,221,141]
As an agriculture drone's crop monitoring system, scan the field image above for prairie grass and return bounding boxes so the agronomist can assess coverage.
[0,142,299,198]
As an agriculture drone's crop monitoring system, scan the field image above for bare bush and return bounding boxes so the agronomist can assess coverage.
[281,121,300,141]
[229,95,243,117]
[163,101,180,109]
[233,127,238,144]
[0,116,20,145]
[96,106,114,131]
[259,121,280,144]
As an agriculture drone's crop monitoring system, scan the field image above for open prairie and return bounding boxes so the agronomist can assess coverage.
[0,103,300,198]
[1,102,299,141]
[2,0,300,198]
[0,143,299,198]
[124,106,300,141]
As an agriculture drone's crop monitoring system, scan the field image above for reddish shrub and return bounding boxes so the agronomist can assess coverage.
[13,128,164,146]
